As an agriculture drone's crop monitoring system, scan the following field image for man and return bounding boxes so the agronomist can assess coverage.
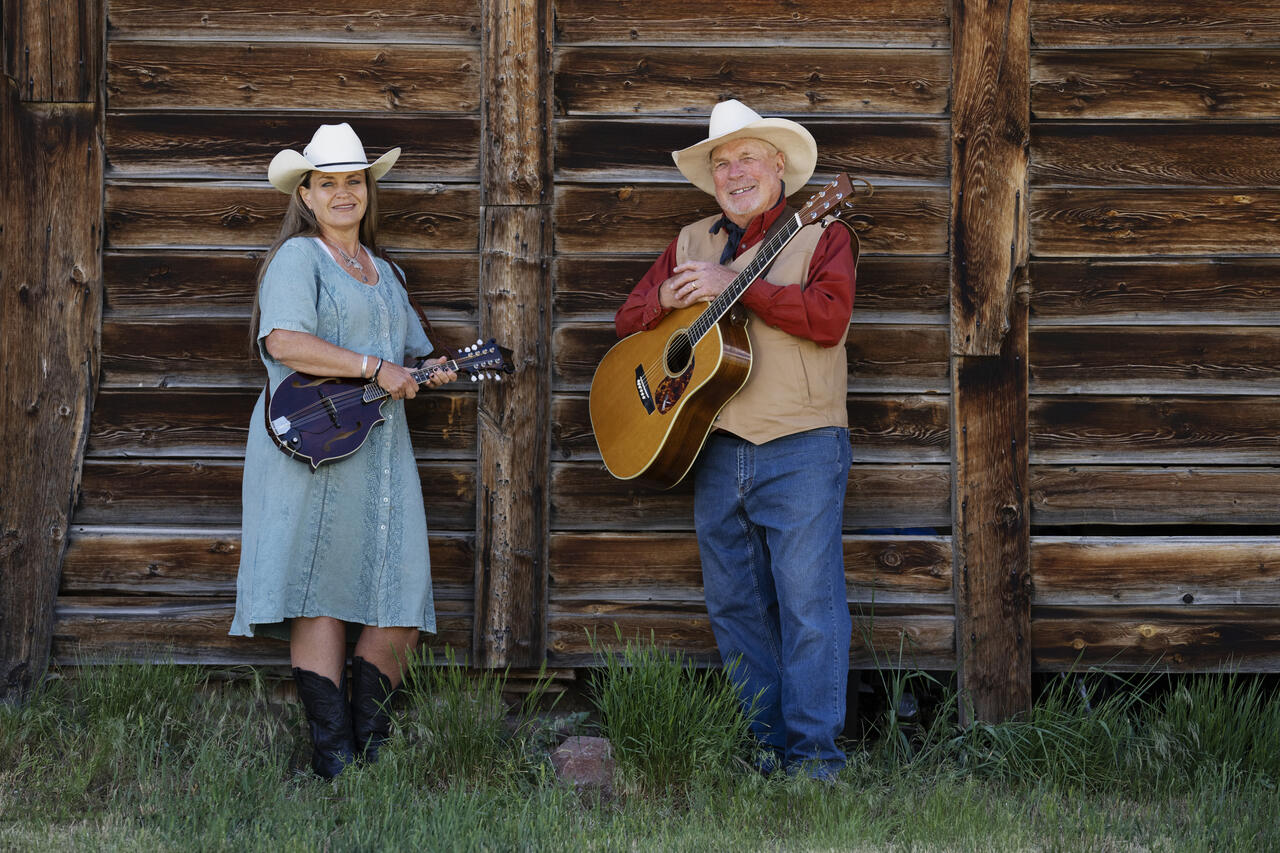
[615,100,858,779]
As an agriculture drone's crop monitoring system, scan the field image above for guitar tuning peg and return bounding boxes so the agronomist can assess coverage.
[476,338,483,346]
[470,374,478,382]
[494,374,501,382]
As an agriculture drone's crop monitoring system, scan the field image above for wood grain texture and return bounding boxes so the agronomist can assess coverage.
[106,0,480,42]
[554,0,951,46]
[4,0,102,102]
[1031,466,1280,526]
[1029,259,1280,324]
[1032,606,1280,672]
[1032,49,1280,119]
[555,117,950,184]
[554,47,951,115]
[553,322,949,393]
[555,185,948,256]
[106,113,480,181]
[107,42,480,111]
[1031,3,1280,47]
[1031,123,1280,188]
[950,0,1029,357]
[550,462,950,531]
[1031,188,1280,256]
[1031,395,1280,464]
[1032,537,1280,606]
[1030,326,1280,394]
[1,93,103,699]
[106,183,479,250]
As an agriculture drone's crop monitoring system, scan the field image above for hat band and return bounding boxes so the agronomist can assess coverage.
[309,159,371,170]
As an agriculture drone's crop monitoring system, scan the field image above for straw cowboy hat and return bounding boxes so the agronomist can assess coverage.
[672,100,817,197]
[268,123,400,194]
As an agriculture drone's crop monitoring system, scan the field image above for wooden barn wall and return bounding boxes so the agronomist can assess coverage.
[1026,3,1280,671]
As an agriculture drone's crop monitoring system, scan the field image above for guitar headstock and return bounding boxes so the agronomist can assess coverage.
[796,173,870,226]
[457,338,516,382]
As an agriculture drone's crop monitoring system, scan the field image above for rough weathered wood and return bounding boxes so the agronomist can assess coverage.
[550,462,950,531]
[1030,326,1280,394]
[1031,3,1280,46]
[107,42,480,112]
[1031,123,1280,187]
[106,0,480,42]
[1029,259,1280,324]
[3,0,102,102]
[1032,537,1280,606]
[551,323,950,393]
[61,528,475,597]
[472,0,552,668]
[554,255,950,322]
[1032,606,1280,672]
[106,113,481,181]
[951,0,1029,356]
[554,0,951,46]
[554,47,951,115]
[556,117,950,184]
[1031,188,1280,256]
[555,185,948,256]
[106,183,479,251]
[1031,466,1280,526]
[1032,49,1280,119]
[1031,395,1280,464]
[1,86,103,698]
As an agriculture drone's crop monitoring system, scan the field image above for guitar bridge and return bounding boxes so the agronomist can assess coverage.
[634,365,655,414]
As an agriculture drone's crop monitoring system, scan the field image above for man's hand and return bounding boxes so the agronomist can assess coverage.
[658,261,737,309]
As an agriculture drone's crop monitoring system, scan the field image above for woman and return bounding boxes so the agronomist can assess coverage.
[231,123,456,779]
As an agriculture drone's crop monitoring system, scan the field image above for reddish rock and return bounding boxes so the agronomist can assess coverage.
[550,735,615,797]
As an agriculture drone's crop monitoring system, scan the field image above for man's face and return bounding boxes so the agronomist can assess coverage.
[710,137,785,228]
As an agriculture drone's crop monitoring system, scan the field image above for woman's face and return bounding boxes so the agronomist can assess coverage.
[299,169,368,236]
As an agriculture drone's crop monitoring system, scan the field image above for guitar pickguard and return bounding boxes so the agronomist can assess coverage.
[654,361,695,414]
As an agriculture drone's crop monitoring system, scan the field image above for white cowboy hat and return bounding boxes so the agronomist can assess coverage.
[267,123,400,194]
[672,100,817,197]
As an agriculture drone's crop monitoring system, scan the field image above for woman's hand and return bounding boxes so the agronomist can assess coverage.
[420,356,457,389]
[376,361,420,400]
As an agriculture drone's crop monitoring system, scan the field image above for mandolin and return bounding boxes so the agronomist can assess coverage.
[266,338,513,470]
[588,174,861,489]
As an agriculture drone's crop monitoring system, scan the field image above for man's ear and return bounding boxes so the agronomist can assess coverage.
[775,151,786,178]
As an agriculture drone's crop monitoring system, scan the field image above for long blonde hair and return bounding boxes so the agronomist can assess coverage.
[248,170,385,352]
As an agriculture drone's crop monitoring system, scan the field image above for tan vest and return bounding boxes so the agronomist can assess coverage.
[676,212,854,445]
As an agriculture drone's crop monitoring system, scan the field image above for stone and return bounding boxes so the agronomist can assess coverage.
[549,735,615,797]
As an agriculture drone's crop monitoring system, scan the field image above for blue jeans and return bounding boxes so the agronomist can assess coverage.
[693,427,853,776]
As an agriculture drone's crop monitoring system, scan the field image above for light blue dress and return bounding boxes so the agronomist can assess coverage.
[231,237,435,640]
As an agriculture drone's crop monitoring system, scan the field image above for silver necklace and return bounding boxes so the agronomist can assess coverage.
[323,237,368,283]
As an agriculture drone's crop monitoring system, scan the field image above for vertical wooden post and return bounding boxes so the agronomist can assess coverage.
[950,0,1032,722]
[473,0,552,667]
[1,0,104,701]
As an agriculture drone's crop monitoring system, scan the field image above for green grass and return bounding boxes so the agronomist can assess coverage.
[2,651,1279,852]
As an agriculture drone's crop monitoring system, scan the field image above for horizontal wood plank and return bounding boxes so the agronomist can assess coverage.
[1030,3,1280,47]
[550,461,950,531]
[1032,537,1280,605]
[1031,395,1280,463]
[1031,466,1280,526]
[75,459,477,528]
[554,0,950,46]
[106,1,480,42]
[1030,326,1280,394]
[1032,49,1280,119]
[551,393,949,462]
[108,42,480,111]
[1031,123,1280,187]
[1029,259,1280,325]
[555,184,948,256]
[1032,606,1280,672]
[552,323,950,393]
[106,183,479,250]
[52,597,471,665]
[1031,188,1280,256]
[556,117,949,184]
[61,528,474,598]
[106,113,480,181]
[554,47,951,116]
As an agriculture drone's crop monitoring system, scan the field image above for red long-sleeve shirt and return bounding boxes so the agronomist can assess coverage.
[614,196,856,346]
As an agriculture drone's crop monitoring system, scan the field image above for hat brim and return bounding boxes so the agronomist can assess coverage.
[672,119,817,197]
[268,147,401,194]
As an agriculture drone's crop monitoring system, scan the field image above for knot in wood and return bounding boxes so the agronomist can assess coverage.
[70,265,87,284]
[879,548,902,569]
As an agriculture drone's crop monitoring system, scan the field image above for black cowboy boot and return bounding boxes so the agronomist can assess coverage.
[350,656,399,763]
[293,667,356,779]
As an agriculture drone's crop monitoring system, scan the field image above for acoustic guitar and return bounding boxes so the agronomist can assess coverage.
[266,338,513,471]
[588,174,860,489]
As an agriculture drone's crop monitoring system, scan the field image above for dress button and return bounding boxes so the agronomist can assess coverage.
[383,496,390,503]
[380,524,387,531]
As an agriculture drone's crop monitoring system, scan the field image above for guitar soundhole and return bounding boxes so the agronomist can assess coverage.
[664,332,693,376]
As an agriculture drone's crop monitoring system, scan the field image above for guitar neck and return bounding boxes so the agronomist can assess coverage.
[688,213,803,344]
